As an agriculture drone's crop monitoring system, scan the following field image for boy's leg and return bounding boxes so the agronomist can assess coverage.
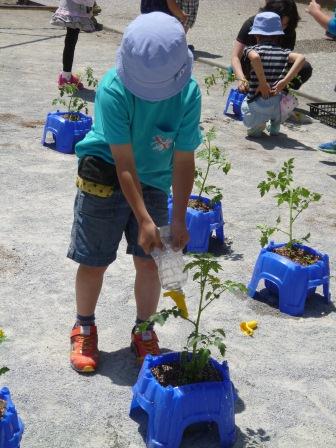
[68,189,129,372]
[133,256,161,321]
[131,254,161,363]
[70,264,107,373]
[126,186,168,363]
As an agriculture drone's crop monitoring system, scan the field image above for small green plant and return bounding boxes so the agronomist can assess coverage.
[194,127,231,206]
[143,254,246,384]
[52,66,98,121]
[257,158,321,248]
[204,67,235,96]
[0,329,9,376]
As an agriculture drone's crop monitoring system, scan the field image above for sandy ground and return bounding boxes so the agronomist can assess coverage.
[0,8,336,448]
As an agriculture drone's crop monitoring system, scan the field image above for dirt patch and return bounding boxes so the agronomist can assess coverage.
[20,119,45,128]
[0,399,6,420]
[151,362,222,387]
[0,245,21,276]
[188,198,211,212]
[273,246,320,266]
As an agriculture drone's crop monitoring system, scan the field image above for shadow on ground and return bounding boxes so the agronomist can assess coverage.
[77,88,96,103]
[247,133,315,151]
[250,287,335,318]
[194,49,222,60]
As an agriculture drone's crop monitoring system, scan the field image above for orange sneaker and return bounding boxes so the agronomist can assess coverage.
[131,329,160,364]
[70,325,99,373]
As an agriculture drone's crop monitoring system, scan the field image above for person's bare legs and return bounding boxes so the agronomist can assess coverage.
[75,264,108,316]
[133,256,161,321]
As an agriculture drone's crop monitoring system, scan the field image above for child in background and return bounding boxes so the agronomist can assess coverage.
[67,12,202,372]
[140,0,189,25]
[241,12,305,137]
[51,0,98,89]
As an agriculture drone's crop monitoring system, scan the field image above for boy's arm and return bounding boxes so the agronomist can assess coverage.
[272,52,305,93]
[110,143,163,254]
[171,151,195,250]
[167,0,188,24]
[306,0,331,30]
[247,50,271,98]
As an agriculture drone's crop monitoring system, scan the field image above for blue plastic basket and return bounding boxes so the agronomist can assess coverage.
[0,387,24,448]
[248,242,331,316]
[41,111,92,154]
[131,352,236,448]
[224,88,246,120]
[168,195,224,253]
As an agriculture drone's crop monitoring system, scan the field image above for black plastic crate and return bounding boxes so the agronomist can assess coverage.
[308,102,336,129]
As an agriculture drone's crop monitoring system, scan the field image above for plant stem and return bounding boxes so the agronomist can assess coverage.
[192,272,206,359]
[289,189,293,247]
[198,140,211,200]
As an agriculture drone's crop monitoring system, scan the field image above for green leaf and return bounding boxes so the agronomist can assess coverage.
[0,367,9,376]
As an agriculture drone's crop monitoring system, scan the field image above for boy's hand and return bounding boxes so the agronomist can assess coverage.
[271,79,287,94]
[179,11,189,25]
[138,220,163,255]
[171,220,189,251]
[255,82,271,99]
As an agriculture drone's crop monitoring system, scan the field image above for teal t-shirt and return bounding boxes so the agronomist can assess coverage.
[76,68,202,195]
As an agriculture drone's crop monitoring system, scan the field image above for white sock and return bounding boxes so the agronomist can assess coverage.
[62,71,72,80]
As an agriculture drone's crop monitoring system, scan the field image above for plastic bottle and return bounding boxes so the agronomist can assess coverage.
[151,225,188,291]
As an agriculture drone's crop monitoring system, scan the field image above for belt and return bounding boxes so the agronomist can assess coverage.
[76,175,113,198]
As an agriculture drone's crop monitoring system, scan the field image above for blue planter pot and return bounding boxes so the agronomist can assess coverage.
[0,387,24,448]
[224,88,246,121]
[248,242,331,316]
[41,111,92,154]
[130,352,236,448]
[168,195,224,253]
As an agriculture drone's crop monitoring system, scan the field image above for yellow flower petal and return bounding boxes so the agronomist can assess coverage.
[240,320,258,337]
[163,290,189,318]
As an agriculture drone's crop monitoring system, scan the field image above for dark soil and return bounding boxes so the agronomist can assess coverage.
[188,198,211,212]
[0,399,6,420]
[273,246,320,266]
[63,114,80,122]
[151,362,222,387]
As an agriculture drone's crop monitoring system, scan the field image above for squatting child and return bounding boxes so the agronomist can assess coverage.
[241,12,305,137]
[67,12,202,373]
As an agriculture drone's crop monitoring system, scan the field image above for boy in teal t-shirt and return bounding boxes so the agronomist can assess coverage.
[68,12,202,373]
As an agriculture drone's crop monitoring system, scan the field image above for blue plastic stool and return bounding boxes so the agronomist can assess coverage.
[168,195,224,253]
[248,242,331,316]
[41,111,92,154]
[130,352,236,448]
[224,88,246,120]
[0,387,24,448]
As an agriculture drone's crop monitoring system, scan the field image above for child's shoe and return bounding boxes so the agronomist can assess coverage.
[247,124,266,137]
[70,325,99,373]
[131,329,160,365]
[58,73,84,90]
[318,140,336,154]
[267,121,280,136]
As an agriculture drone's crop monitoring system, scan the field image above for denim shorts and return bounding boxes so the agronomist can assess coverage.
[242,95,281,129]
[67,186,168,266]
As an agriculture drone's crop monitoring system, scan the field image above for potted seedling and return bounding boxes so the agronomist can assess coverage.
[131,254,246,448]
[204,67,246,120]
[169,127,231,252]
[41,67,98,154]
[0,329,24,448]
[248,158,330,316]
